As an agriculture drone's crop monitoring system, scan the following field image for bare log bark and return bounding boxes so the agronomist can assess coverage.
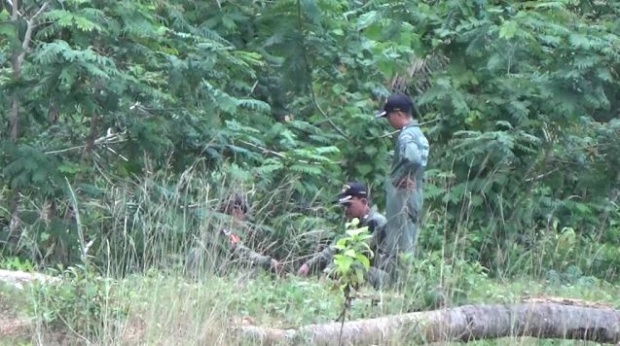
[0,269,59,290]
[238,302,620,345]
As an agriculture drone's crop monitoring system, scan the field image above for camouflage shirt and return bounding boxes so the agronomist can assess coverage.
[304,208,388,272]
[187,215,273,274]
[389,120,430,214]
[383,119,430,255]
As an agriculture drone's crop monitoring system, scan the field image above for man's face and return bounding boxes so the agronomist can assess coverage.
[341,197,367,220]
[231,207,245,221]
[386,111,403,129]
[223,204,245,222]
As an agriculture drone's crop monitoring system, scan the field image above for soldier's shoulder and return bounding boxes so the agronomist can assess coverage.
[400,126,429,145]
[370,211,387,226]
[399,126,421,139]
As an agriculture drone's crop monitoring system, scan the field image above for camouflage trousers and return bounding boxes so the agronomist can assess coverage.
[185,241,273,277]
[385,183,421,257]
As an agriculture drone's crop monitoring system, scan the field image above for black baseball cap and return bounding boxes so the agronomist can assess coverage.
[375,93,414,118]
[336,181,368,204]
[220,193,248,213]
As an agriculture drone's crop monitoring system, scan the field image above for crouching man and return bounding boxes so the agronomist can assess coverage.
[297,182,391,289]
[187,193,282,276]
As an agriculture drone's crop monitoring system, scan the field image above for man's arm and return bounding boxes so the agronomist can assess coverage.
[366,219,384,250]
[391,131,429,186]
[222,229,276,271]
[232,242,276,271]
[304,244,337,272]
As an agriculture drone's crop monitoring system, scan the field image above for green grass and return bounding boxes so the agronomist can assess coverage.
[0,169,618,345]
[0,261,617,345]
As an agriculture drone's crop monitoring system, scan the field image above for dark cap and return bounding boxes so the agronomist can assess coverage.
[220,193,248,214]
[375,93,414,118]
[336,181,368,204]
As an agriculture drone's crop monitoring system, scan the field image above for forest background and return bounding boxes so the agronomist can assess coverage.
[0,0,619,344]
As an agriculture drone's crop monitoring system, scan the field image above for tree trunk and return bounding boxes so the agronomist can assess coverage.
[238,302,620,345]
[7,0,25,245]
[6,0,50,244]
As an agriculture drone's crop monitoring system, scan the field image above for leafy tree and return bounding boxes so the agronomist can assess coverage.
[0,0,618,281]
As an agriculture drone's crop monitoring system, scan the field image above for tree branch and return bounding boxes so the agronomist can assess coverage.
[369,119,440,140]
[10,0,19,20]
[17,1,49,67]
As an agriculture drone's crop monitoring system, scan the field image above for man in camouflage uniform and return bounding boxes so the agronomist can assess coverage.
[296,182,391,289]
[186,193,282,276]
[375,93,430,262]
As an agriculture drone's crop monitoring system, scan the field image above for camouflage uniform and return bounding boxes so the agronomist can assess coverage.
[304,208,391,289]
[186,208,274,275]
[384,120,429,257]
[373,93,430,285]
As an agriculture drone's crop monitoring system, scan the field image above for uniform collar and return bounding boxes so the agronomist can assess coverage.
[400,119,419,130]
[361,209,372,223]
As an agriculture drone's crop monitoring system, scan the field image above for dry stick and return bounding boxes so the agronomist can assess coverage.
[336,283,356,346]
[237,302,620,345]
[237,140,285,159]
[370,119,440,140]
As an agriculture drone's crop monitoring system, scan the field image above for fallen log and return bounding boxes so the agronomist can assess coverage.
[0,269,59,290]
[238,302,620,345]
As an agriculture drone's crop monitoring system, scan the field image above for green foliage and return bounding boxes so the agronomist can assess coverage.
[28,265,126,339]
[0,0,619,285]
[325,217,374,338]
[2,1,620,342]
[0,256,35,272]
[398,251,490,311]
[329,218,374,291]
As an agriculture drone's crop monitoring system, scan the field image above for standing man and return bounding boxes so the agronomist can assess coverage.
[297,181,391,289]
[376,93,430,261]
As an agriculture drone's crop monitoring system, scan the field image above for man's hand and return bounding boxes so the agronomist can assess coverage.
[221,228,241,246]
[271,259,283,274]
[393,177,416,190]
[297,263,310,277]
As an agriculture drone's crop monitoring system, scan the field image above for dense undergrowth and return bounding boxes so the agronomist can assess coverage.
[1,0,620,344]
[1,263,617,345]
[0,171,616,345]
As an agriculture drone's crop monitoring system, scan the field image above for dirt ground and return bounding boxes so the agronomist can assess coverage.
[0,297,31,344]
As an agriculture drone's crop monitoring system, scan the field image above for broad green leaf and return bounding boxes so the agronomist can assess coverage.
[343,249,356,258]
[355,253,370,268]
[498,21,519,40]
[357,11,378,31]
